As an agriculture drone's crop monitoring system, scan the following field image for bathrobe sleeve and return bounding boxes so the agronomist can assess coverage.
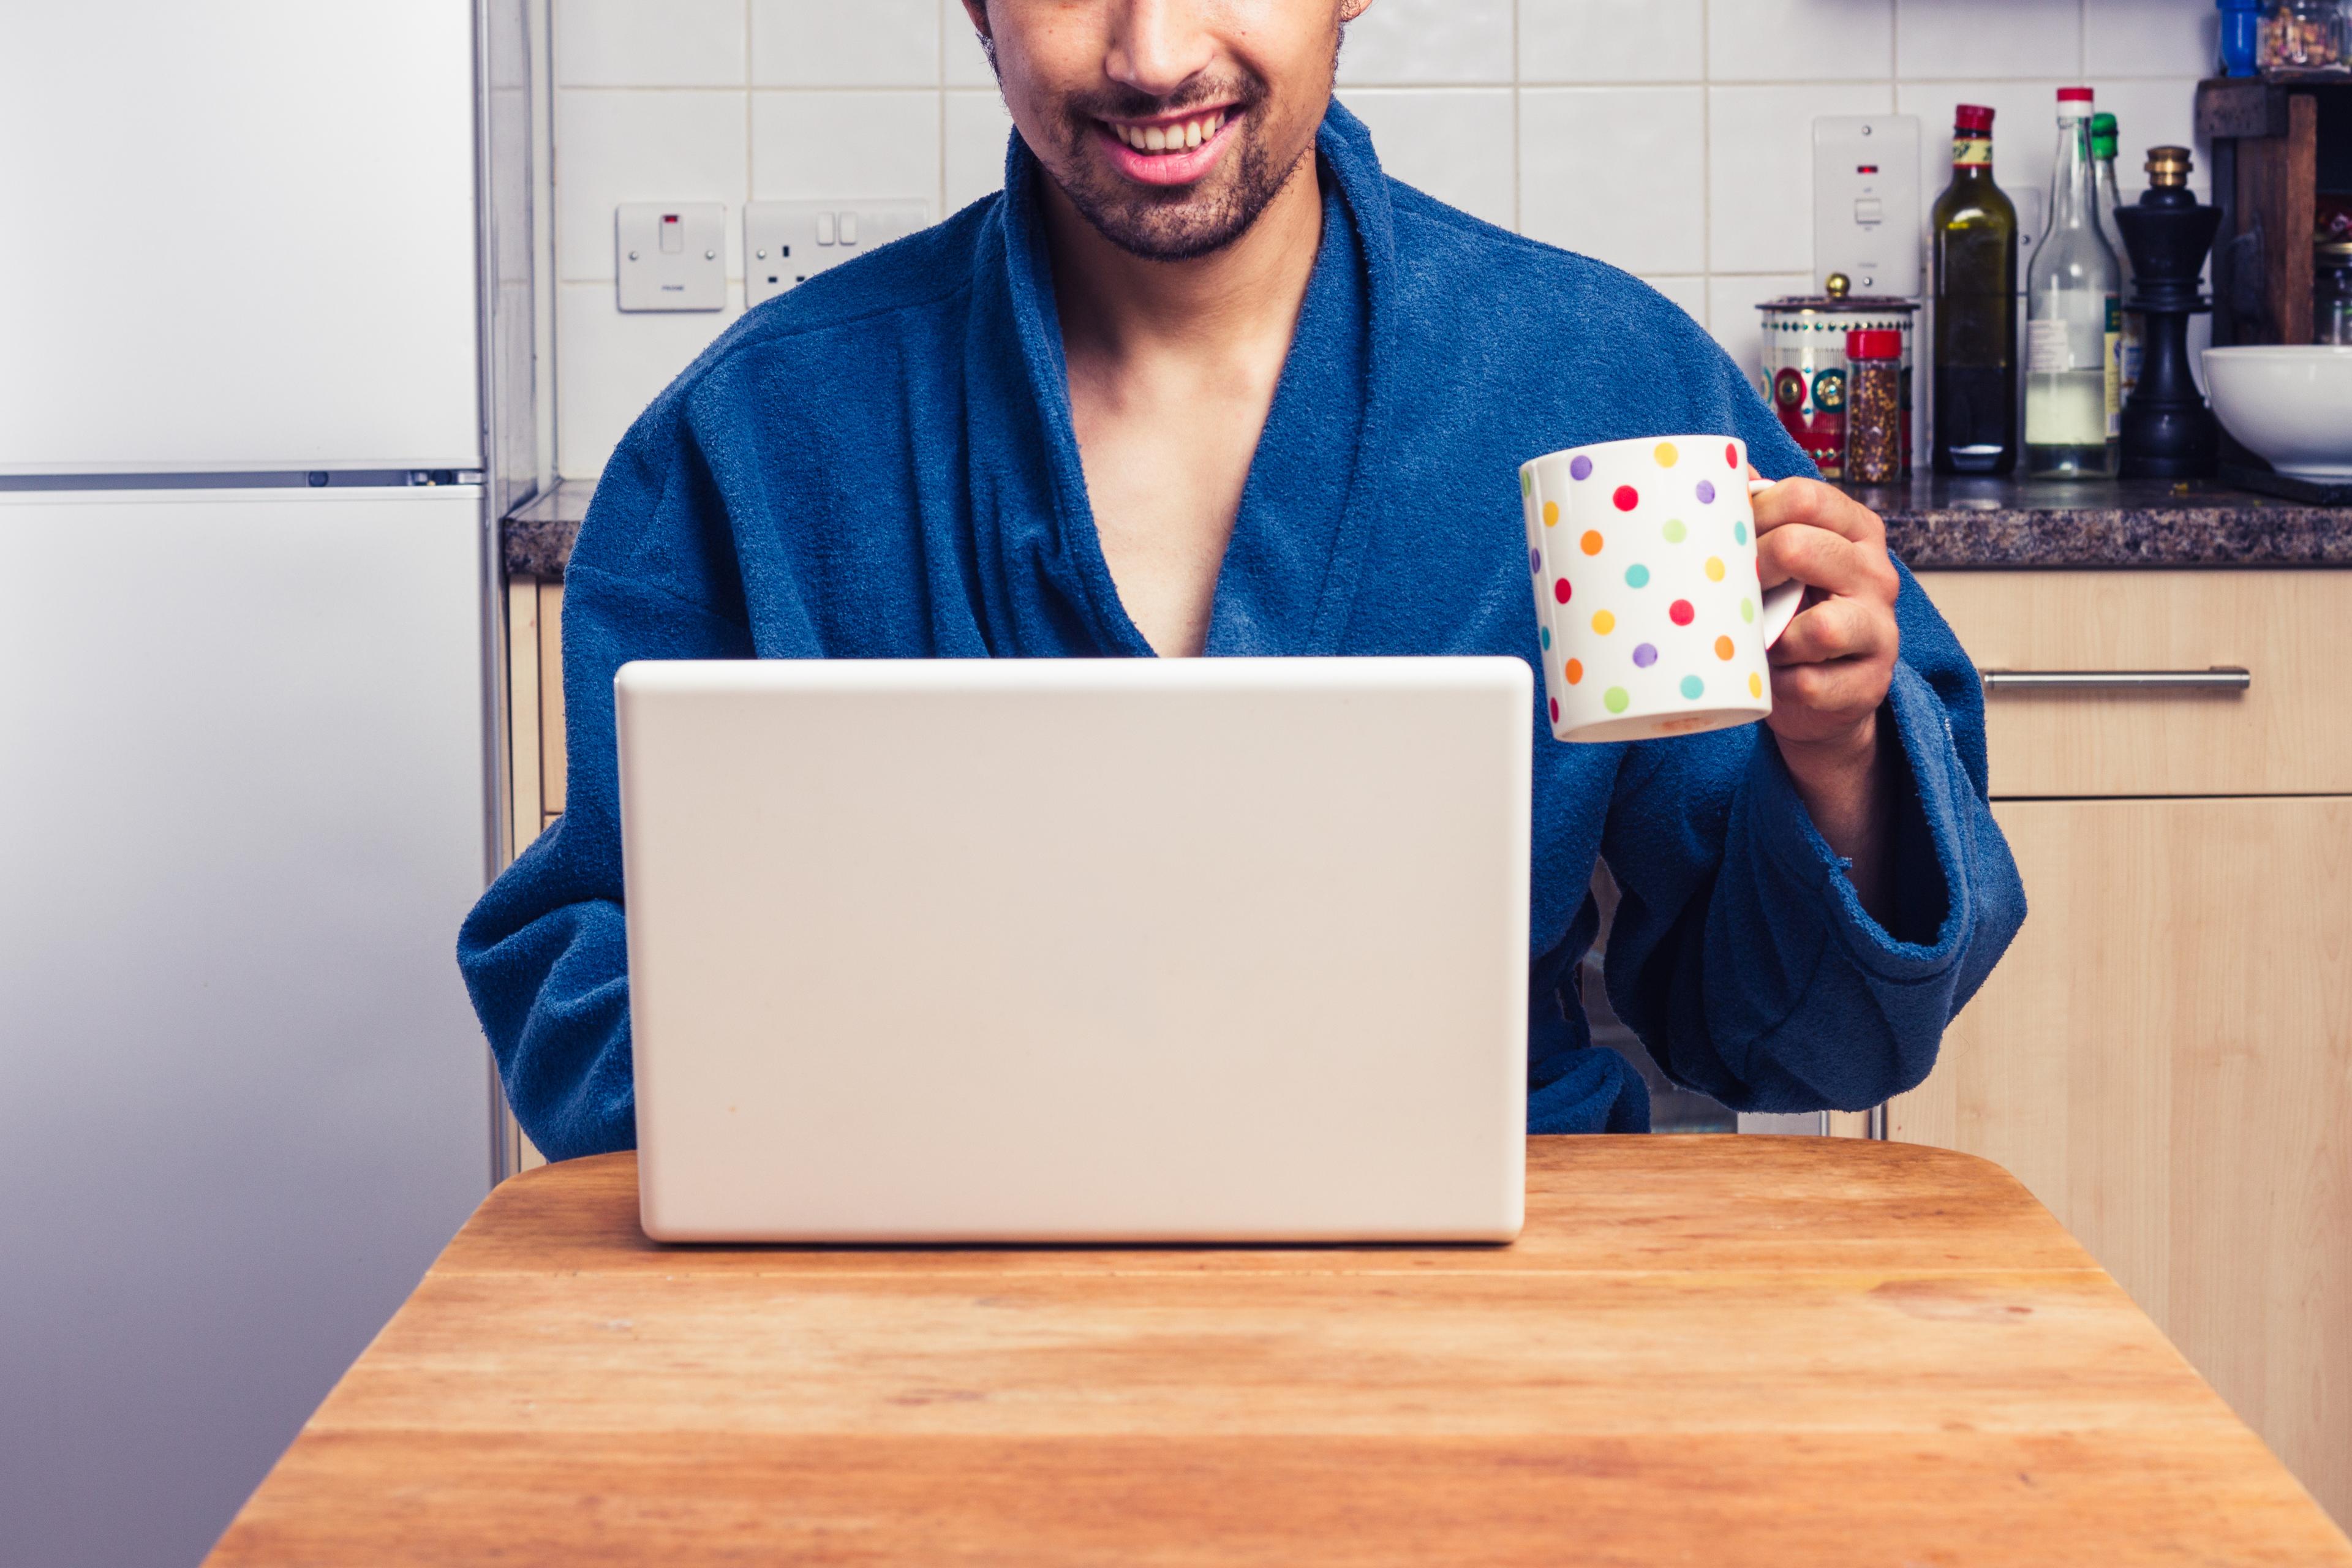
[457,399,766,1160]
[1595,560,2027,1114]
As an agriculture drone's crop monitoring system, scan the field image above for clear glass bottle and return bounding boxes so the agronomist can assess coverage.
[2318,240,2352,345]
[2024,87,2121,478]
[2090,113,2142,431]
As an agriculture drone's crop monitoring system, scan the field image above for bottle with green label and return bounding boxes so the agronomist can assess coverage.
[2090,112,2143,429]
[2024,86,2121,477]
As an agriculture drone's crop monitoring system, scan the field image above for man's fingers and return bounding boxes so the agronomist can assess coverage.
[1770,594,1892,666]
[1747,473,1902,745]
[1770,655,1885,717]
[1757,521,1893,600]
[1752,475,1883,545]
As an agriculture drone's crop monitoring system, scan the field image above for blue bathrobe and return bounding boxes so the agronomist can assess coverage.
[460,104,2025,1161]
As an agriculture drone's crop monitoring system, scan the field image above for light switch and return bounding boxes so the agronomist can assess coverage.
[744,201,932,307]
[1811,116,1921,298]
[616,202,725,312]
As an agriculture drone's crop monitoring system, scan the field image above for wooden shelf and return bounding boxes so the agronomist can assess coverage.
[2200,75,2351,350]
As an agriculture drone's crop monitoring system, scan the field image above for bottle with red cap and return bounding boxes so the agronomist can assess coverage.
[1929,104,2017,475]
[2024,86,2122,477]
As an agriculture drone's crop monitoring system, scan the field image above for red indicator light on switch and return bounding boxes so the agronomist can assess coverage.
[1856,164,1878,174]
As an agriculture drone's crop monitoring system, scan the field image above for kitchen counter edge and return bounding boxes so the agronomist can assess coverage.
[502,477,2352,581]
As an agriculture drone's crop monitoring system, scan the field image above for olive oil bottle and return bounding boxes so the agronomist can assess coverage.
[1930,104,2018,475]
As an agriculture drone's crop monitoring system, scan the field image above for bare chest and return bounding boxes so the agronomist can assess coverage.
[1068,368,1282,658]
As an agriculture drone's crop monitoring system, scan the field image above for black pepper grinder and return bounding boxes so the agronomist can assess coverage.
[2112,146,2222,478]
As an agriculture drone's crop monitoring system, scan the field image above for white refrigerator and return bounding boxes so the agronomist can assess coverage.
[0,5,522,1563]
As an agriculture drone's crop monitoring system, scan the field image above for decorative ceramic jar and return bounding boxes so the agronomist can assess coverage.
[1754,274,1919,480]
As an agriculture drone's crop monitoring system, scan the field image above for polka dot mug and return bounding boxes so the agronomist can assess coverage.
[1520,434,1803,744]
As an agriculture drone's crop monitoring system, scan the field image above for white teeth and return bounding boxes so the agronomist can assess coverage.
[1112,113,1225,154]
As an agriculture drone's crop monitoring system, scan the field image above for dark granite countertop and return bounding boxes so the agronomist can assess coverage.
[1855,475,2352,569]
[503,480,595,580]
[503,474,2352,581]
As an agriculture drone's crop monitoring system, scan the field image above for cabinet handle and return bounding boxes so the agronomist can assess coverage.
[1980,666,2251,693]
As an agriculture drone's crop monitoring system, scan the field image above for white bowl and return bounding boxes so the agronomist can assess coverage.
[2202,345,2352,480]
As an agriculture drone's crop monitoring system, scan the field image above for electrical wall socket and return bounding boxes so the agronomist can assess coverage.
[1812,116,1921,298]
[616,203,726,312]
[744,201,932,307]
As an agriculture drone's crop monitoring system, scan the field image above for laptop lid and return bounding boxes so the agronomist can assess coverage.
[617,656,1531,1243]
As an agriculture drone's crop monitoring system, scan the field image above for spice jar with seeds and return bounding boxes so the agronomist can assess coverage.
[1842,328,1905,484]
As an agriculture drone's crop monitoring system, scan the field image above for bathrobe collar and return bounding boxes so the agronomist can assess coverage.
[965,101,1400,657]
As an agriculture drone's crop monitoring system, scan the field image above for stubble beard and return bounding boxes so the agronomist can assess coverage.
[1027,43,1335,262]
[1055,88,1286,261]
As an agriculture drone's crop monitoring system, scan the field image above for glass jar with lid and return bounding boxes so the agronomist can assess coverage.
[2258,0,2350,69]
[1754,274,1918,480]
[2318,239,2352,345]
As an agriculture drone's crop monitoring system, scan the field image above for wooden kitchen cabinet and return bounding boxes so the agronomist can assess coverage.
[1920,570,2352,798]
[498,574,564,1175]
[504,575,564,851]
[1901,570,2352,1526]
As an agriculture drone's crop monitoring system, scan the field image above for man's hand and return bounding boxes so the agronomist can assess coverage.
[1751,473,1902,921]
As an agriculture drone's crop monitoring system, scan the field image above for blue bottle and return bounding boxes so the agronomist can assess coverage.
[2218,0,2262,75]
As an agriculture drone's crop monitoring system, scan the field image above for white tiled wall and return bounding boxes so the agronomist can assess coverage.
[550,0,2215,478]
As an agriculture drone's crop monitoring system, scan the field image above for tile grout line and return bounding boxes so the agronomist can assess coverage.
[1510,0,1520,236]
[546,74,2202,93]
[541,0,563,481]
[1887,0,1897,357]
[743,0,753,303]
[548,266,1819,287]
[1699,0,1712,328]
[938,0,948,219]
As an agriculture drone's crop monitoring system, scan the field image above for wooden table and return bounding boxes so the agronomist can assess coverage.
[208,1137,2352,1566]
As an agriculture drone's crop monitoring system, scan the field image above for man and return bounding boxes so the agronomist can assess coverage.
[461,0,2024,1160]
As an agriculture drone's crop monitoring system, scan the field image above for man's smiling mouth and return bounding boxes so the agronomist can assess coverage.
[1102,108,1229,153]
[1090,106,1242,187]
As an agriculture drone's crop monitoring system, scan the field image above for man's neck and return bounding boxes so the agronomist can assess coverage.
[1035,145,1327,657]
[1039,151,1324,365]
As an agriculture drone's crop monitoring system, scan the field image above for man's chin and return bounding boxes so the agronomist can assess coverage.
[1066,188,1261,262]
[1050,124,1291,262]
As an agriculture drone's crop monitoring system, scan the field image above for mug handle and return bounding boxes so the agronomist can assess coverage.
[1747,478,1809,650]
[1759,581,1804,649]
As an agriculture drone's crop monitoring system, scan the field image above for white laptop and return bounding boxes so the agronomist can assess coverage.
[616,656,1531,1244]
